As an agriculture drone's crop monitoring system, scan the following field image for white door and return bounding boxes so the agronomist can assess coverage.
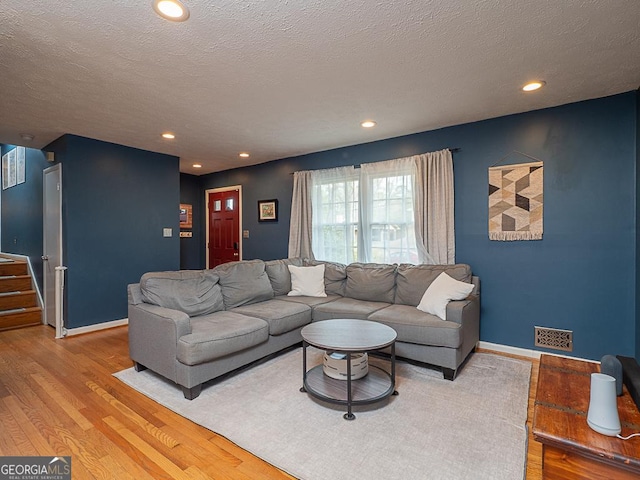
[43,164,62,327]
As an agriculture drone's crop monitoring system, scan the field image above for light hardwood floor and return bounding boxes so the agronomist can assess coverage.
[0,325,542,479]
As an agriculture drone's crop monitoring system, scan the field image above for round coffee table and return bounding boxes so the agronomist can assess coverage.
[300,319,398,420]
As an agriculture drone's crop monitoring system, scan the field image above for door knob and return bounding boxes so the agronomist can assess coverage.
[42,255,49,261]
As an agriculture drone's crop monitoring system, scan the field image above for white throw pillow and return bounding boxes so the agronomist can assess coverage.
[287,264,327,297]
[417,272,474,320]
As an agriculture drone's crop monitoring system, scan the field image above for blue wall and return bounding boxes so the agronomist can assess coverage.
[46,135,180,328]
[0,145,50,288]
[199,92,638,361]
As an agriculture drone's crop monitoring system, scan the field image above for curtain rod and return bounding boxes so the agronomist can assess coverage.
[289,148,460,174]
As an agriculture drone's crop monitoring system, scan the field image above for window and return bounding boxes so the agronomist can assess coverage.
[311,161,419,264]
[290,149,454,265]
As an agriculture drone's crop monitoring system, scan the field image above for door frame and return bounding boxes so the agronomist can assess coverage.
[43,164,63,328]
[205,185,243,268]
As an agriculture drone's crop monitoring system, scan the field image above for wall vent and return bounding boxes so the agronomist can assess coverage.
[534,326,573,352]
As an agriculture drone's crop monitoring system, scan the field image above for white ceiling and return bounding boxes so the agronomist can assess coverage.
[1,1,639,175]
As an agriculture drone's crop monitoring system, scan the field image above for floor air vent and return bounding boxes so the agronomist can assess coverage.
[534,326,573,352]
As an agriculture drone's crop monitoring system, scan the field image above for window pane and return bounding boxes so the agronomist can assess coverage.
[312,178,359,264]
[367,173,417,264]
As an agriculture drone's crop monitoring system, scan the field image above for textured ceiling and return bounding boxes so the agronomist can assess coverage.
[1,1,639,175]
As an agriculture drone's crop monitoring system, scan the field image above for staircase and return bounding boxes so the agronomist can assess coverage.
[0,257,42,331]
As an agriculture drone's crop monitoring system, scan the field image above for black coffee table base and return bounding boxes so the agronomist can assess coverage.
[300,342,397,420]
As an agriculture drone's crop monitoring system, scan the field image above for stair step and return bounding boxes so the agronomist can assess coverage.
[0,261,28,277]
[0,290,38,310]
[0,306,42,331]
[0,307,27,315]
[0,275,32,293]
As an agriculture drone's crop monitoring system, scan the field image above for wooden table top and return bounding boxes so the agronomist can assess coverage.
[533,354,640,471]
[301,319,397,351]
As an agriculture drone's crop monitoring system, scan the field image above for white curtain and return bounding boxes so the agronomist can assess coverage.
[310,166,358,265]
[288,149,454,265]
[287,171,314,259]
[413,149,455,265]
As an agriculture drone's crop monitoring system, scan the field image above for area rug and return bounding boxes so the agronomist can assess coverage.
[114,349,531,480]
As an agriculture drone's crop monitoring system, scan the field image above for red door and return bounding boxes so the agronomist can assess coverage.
[208,189,240,268]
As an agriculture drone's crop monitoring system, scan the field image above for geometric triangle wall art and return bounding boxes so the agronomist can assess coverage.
[488,161,543,240]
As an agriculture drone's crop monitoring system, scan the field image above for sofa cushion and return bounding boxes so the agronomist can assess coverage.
[345,263,396,303]
[140,270,224,316]
[417,272,474,320]
[231,299,312,336]
[264,258,303,296]
[312,297,390,321]
[214,260,274,309]
[288,264,327,297]
[368,305,462,348]
[394,263,472,306]
[177,312,269,365]
[275,294,342,308]
[324,261,348,296]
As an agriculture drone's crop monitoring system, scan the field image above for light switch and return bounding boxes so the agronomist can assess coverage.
[243,230,250,239]
[163,228,172,237]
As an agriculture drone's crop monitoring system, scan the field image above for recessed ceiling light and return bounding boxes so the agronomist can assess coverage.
[20,133,34,141]
[239,152,250,158]
[522,81,546,92]
[162,132,176,139]
[193,164,202,168]
[152,0,190,22]
[361,120,377,128]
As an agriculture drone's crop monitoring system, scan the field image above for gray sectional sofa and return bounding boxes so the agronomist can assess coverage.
[127,258,480,399]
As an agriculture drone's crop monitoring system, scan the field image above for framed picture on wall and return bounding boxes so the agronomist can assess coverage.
[179,203,193,229]
[258,199,278,222]
[16,146,26,185]
[2,148,17,189]
[1,151,8,190]
[7,149,16,188]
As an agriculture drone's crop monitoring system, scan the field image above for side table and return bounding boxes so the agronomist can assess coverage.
[533,354,640,479]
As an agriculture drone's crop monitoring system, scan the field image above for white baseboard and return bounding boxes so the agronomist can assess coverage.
[63,318,128,337]
[478,341,542,359]
[478,341,595,363]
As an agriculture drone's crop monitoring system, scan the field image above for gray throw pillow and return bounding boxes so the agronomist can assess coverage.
[140,270,224,316]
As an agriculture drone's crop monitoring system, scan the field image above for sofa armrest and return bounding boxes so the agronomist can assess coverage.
[128,302,192,382]
[471,275,480,296]
[446,294,480,325]
[128,283,144,305]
